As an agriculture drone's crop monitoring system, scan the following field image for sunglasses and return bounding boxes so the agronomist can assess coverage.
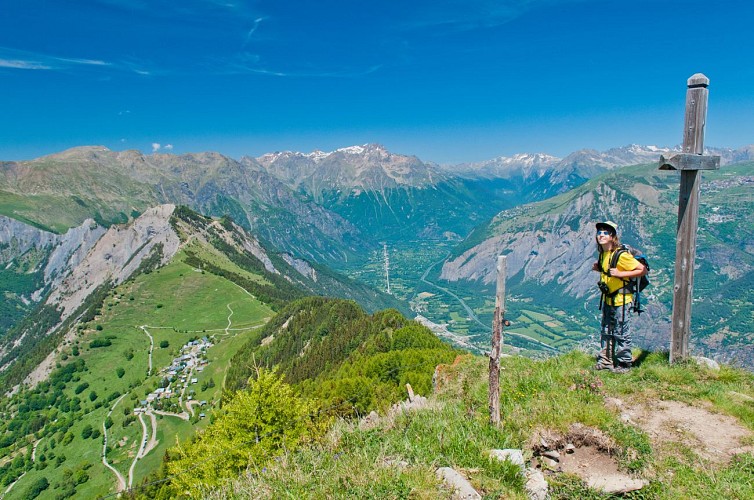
[596,230,612,236]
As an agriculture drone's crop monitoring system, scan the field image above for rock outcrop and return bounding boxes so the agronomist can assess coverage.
[47,204,180,321]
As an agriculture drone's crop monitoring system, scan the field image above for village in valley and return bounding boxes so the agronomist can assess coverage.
[98,332,227,493]
[137,337,214,419]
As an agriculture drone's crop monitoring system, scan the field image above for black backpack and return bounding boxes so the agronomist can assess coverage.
[602,244,650,315]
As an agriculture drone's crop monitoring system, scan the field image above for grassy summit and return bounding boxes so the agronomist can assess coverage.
[202,351,754,499]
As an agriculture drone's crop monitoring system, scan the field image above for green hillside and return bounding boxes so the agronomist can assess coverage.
[0,249,274,498]
[319,178,520,244]
[0,247,46,334]
[226,297,458,413]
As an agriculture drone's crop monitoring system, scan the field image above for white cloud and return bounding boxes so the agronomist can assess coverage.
[0,48,122,73]
[152,143,173,152]
[57,57,110,66]
[0,59,52,70]
[244,17,267,46]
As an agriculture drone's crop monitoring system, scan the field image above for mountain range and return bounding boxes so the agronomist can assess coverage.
[2,141,753,376]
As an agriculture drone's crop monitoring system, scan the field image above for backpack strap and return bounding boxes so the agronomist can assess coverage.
[601,247,629,289]
[609,245,628,270]
[601,247,632,314]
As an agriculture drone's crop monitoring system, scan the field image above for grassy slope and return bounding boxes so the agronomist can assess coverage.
[210,350,754,499]
[0,154,160,234]
[2,253,273,499]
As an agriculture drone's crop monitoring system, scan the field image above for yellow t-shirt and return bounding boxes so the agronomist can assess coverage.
[599,249,640,307]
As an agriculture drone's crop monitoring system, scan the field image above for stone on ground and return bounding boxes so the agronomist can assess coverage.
[436,467,481,499]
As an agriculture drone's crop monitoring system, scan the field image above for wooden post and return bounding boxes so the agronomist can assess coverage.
[658,73,720,363]
[489,255,506,426]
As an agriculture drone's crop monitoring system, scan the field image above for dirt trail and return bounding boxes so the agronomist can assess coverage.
[153,409,190,421]
[186,400,199,417]
[31,438,42,462]
[531,394,754,496]
[3,472,26,497]
[143,411,159,455]
[129,414,149,487]
[612,398,754,462]
[140,326,154,376]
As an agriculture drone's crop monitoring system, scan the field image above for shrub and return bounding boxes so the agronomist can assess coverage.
[81,424,93,439]
[89,338,112,348]
[24,477,49,499]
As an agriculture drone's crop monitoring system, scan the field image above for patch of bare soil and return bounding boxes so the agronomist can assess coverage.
[530,424,648,494]
[608,397,754,463]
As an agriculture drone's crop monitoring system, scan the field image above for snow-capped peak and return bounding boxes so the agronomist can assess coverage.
[305,150,329,161]
[335,145,366,155]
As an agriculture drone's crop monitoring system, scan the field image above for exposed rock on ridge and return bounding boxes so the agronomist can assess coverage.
[48,204,180,321]
[0,214,108,302]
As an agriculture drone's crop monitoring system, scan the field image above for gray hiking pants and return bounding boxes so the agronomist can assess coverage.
[597,304,632,367]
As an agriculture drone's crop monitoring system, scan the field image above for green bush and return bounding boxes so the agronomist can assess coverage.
[24,477,49,499]
[81,424,93,439]
[89,338,112,348]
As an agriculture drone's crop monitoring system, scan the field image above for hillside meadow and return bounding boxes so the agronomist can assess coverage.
[1,253,272,499]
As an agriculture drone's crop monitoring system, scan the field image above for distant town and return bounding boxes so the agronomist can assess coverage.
[137,337,213,419]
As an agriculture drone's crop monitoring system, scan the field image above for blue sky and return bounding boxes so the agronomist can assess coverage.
[1,0,752,164]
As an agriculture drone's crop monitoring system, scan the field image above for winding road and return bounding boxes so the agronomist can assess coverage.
[102,394,128,493]
[129,414,149,487]
[144,412,159,455]
[96,298,255,494]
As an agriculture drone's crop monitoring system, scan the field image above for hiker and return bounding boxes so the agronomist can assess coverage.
[592,221,646,373]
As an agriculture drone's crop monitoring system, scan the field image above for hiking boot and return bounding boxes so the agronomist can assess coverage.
[594,362,613,371]
[611,362,632,374]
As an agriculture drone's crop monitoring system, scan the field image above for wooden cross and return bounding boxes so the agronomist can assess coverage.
[658,73,720,363]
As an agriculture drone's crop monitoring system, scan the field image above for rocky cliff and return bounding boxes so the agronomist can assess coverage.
[47,204,181,321]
